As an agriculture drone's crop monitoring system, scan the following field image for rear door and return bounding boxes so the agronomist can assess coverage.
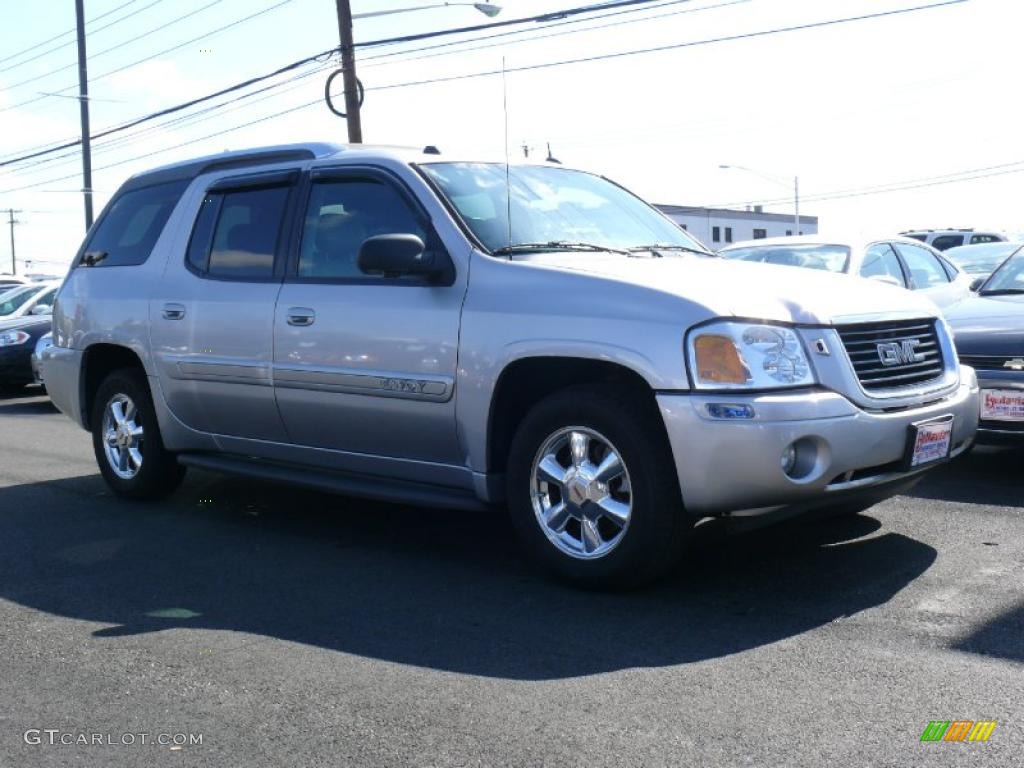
[150,170,298,441]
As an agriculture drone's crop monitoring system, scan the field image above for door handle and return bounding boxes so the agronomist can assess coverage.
[162,303,186,320]
[286,307,315,327]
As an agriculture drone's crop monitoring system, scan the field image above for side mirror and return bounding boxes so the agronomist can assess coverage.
[866,274,902,288]
[358,234,439,279]
[30,304,52,316]
[969,277,985,292]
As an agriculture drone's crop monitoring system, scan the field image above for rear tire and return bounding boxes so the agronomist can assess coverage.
[506,383,691,590]
[91,368,185,499]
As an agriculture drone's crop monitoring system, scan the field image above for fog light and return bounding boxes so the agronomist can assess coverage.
[706,403,755,419]
[781,444,798,474]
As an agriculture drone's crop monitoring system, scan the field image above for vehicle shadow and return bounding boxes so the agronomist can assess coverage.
[907,445,1024,508]
[0,392,55,414]
[954,599,1024,663]
[0,472,937,680]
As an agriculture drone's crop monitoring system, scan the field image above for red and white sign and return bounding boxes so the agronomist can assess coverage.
[909,420,953,467]
[981,389,1024,421]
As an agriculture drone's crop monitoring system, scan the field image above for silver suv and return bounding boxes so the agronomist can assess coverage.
[43,143,979,587]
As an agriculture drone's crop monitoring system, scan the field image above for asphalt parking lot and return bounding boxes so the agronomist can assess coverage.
[1,387,1021,767]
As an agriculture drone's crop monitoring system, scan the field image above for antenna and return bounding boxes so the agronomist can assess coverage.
[502,56,512,250]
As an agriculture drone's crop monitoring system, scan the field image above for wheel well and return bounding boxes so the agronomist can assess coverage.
[487,357,655,474]
[81,344,145,430]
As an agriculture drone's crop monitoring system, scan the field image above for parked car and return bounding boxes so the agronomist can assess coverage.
[42,143,979,588]
[718,234,973,309]
[900,229,1006,251]
[944,241,1022,280]
[31,331,53,389]
[0,316,51,394]
[945,246,1024,444]
[0,281,58,329]
[0,275,27,288]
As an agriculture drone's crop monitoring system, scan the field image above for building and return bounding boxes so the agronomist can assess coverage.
[655,204,818,250]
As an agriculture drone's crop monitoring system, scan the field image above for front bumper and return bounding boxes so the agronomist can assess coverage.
[657,373,979,517]
[974,369,1024,444]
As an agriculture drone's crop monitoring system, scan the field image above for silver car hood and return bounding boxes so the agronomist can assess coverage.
[523,253,939,325]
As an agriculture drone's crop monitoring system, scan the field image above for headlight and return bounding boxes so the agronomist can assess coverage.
[687,321,816,390]
[0,330,31,347]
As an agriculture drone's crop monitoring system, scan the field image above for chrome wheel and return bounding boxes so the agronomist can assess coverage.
[101,394,144,480]
[529,426,632,560]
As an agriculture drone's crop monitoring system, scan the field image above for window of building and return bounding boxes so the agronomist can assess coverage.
[786,230,792,236]
[82,180,187,267]
[712,226,721,243]
[753,228,767,239]
[893,242,951,287]
[188,185,291,279]
[298,180,429,280]
[724,227,733,243]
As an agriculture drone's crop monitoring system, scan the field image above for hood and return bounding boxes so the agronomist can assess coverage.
[943,293,1024,355]
[520,253,939,325]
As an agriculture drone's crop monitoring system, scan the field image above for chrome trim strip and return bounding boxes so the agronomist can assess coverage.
[272,366,453,402]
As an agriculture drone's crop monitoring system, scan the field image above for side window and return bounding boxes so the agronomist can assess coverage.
[30,287,57,312]
[297,179,428,280]
[930,234,964,251]
[82,180,187,267]
[970,234,999,244]
[860,243,906,286]
[893,242,950,288]
[187,185,291,279]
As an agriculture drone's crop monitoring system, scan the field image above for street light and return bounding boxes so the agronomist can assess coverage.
[334,1,503,143]
[718,164,800,235]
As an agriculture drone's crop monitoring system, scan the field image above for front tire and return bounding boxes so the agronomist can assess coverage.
[91,368,185,499]
[506,383,691,589]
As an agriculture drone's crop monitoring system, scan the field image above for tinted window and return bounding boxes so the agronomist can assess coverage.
[298,180,427,280]
[894,242,950,287]
[859,244,906,286]
[970,234,1001,244]
[930,234,964,251]
[83,180,187,267]
[190,186,290,279]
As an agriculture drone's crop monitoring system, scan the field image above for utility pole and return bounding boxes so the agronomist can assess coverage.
[75,0,94,230]
[6,209,21,276]
[334,0,363,143]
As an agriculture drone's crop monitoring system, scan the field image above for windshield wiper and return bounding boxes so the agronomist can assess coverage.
[980,288,1024,296]
[491,241,630,256]
[628,244,711,257]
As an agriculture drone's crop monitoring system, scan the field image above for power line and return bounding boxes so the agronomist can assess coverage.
[0,0,967,185]
[0,0,147,68]
[0,0,666,165]
[2,0,225,91]
[0,0,294,115]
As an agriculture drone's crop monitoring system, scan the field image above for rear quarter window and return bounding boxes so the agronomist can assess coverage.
[80,180,187,267]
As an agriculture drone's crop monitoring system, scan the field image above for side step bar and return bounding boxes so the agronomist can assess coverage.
[177,453,489,512]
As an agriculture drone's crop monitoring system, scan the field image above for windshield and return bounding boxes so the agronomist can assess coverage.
[718,244,850,273]
[980,248,1024,294]
[0,284,42,317]
[419,162,708,255]
[946,243,1021,275]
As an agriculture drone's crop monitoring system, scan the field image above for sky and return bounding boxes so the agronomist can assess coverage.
[0,0,1020,274]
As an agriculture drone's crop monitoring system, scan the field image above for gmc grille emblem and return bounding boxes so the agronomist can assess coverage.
[876,339,925,366]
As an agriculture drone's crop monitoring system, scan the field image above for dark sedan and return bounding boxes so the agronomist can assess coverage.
[0,316,51,394]
[946,246,1024,444]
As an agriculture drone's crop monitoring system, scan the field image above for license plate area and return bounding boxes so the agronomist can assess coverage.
[981,388,1024,421]
[904,416,954,469]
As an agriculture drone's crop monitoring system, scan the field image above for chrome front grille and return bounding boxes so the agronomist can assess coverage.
[836,319,944,391]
